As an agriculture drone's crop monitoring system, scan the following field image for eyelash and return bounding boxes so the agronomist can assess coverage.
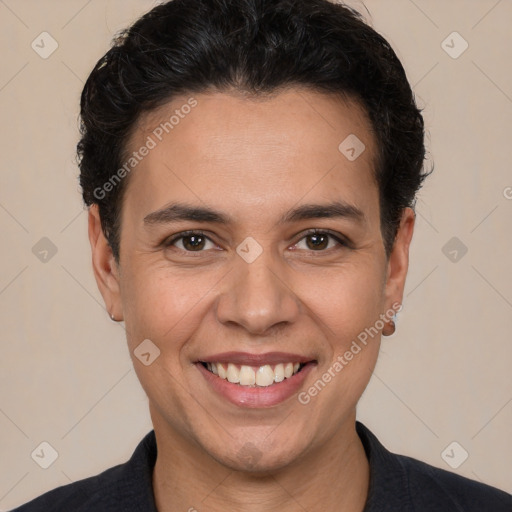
[163,229,350,254]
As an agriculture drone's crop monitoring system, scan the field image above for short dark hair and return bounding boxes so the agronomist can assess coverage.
[78,0,430,263]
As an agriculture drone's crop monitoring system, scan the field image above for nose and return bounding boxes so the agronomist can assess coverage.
[215,251,301,336]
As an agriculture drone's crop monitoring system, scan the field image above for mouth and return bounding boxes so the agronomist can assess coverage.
[195,352,316,408]
[199,361,307,387]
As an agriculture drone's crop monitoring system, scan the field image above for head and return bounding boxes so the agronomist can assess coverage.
[83,0,429,472]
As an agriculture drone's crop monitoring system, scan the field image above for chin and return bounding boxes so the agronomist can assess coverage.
[206,434,310,474]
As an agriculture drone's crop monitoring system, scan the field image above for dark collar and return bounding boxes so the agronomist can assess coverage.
[356,421,411,511]
[121,429,159,510]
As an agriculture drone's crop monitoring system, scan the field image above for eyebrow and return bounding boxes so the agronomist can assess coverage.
[143,200,366,227]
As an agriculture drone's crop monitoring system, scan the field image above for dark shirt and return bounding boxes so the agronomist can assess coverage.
[11,422,512,511]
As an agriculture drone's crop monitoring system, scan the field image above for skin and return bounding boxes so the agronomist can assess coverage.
[88,88,415,512]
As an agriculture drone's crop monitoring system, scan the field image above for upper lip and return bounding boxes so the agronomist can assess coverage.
[197,351,316,366]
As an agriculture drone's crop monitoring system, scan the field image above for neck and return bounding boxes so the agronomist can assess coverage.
[151,411,369,512]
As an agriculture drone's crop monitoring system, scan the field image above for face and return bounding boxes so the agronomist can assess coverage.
[89,88,414,472]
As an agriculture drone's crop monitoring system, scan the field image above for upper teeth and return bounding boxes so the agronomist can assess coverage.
[205,362,302,387]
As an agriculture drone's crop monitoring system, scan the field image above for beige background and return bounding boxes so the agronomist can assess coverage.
[1,0,511,509]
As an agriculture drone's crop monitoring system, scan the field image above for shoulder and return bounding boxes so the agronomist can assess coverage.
[356,421,512,512]
[10,431,158,512]
[397,451,512,510]
[10,463,127,512]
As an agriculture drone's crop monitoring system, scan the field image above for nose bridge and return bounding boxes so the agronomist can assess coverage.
[215,245,300,334]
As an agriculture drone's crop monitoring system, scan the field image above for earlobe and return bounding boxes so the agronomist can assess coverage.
[88,205,123,321]
[384,207,415,308]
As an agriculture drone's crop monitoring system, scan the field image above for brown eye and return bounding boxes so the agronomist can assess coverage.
[181,234,207,251]
[165,232,216,252]
[293,230,346,252]
[306,233,329,250]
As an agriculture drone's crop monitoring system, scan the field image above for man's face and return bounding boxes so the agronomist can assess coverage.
[91,88,412,471]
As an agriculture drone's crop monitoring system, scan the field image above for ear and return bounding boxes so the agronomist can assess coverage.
[384,207,415,309]
[88,204,123,321]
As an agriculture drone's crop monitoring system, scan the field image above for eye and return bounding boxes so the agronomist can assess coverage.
[293,230,347,251]
[165,231,217,252]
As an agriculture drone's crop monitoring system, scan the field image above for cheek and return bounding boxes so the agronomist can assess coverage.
[119,265,216,416]
[303,259,386,338]
[120,263,223,350]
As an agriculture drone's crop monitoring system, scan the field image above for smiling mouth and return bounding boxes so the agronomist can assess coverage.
[199,361,308,387]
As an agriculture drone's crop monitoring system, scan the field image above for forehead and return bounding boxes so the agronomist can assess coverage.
[123,88,379,223]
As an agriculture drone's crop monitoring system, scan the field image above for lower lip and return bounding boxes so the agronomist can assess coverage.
[196,362,316,408]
